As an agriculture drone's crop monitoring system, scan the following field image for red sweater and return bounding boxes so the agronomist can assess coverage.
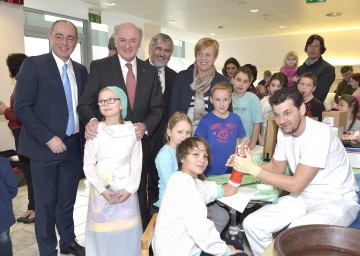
[4,90,21,130]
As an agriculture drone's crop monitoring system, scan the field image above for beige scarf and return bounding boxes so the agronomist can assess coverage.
[190,65,215,122]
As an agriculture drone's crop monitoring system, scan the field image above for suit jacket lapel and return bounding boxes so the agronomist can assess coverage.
[111,55,126,89]
[46,53,67,100]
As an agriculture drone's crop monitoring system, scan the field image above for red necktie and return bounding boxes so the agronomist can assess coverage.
[125,63,136,109]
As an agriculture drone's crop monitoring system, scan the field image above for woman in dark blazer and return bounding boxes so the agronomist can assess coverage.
[169,37,231,130]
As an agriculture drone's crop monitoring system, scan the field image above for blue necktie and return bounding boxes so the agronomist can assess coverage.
[62,64,75,136]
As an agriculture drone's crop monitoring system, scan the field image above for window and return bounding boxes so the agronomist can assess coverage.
[24,8,86,65]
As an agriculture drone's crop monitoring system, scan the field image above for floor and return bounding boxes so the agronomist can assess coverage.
[11,179,90,256]
[10,179,254,256]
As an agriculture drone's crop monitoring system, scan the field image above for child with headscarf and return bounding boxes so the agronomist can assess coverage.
[83,86,143,256]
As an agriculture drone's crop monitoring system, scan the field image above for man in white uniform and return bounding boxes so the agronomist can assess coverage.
[231,87,359,256]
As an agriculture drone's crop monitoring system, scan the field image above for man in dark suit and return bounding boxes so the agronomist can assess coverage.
[14,20,87,256]
[146,33,177,215]
[77,23,163,228]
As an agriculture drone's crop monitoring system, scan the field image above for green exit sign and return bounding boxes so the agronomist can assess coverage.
[307,0,326,3]
[88,13,101,24]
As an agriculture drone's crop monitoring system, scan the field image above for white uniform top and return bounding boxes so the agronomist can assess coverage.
[273,117,358,198]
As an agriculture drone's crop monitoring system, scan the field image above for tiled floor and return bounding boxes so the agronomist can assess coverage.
[11,179,90,256]
[11,179,254,256]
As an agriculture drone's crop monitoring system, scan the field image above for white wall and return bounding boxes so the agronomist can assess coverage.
[0,3,25,151]
[216,29,360,71]
[3,1,360,152]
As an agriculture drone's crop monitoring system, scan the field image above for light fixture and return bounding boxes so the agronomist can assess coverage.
[106,2,116,6]
[169,20,177,24]
[278,25,286,29]
[250,9,260,13]
[210,33,216,36]
[217,25,229,29]
[326,12,342,17]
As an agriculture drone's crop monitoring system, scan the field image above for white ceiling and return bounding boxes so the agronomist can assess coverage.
[77,0,360,40]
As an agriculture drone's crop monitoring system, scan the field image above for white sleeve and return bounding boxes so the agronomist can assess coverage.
[83,138,106,194]
[125,139,143,194]
[196,179,219,204]
[273,130,287,162]
[178,178,227,255]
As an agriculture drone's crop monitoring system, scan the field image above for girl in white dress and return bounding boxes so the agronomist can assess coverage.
[83,86,142,256]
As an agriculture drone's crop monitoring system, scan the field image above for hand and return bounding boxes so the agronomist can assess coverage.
[134,122,146,140]
[85,119,99,140]
[233,148,262,177]
[228,245,243,255]
[101,189,116,204]
[0,100,7,115]
[116,190,131,203]
[47,136,67,154]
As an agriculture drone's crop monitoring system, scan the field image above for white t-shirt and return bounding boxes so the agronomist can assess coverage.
[273,117,358,198]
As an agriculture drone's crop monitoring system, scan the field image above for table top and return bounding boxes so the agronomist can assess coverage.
[207,174,280,204]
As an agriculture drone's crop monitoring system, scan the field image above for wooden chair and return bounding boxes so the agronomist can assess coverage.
[141,213,158,256]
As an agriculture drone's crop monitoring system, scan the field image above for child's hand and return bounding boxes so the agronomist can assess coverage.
[228,245,243,255]
[101,189,116,204]
[116,190,131,203]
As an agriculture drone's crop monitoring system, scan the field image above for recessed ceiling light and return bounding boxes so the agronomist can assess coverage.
[250,9,260,13]
[210,33,216,36]
[326,12,343,17]
[169,20,177,24]
[217,25,229,29]
[278,25,286,29]
[106,2,116,6]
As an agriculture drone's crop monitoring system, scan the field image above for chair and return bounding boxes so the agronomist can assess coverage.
[141,213,158,256]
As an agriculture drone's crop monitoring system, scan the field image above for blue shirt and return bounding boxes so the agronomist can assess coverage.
[232,92,262,140]
[195,112,245,176]
[154,144,178,207]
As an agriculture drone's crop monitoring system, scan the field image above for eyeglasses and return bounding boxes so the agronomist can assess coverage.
[98,98,120,106]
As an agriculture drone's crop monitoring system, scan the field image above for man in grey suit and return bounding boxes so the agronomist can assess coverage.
[146,33,177,215]
[77,23,163,228]
[14,20,87,256]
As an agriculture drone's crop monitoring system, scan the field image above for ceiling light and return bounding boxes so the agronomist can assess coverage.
[278,25,286,29]
[250,9,260,13]
[217,25,229,29]
[169,20,177,24]
[106,2,116,6]
[326,12,343,17]
[210,33,216,36]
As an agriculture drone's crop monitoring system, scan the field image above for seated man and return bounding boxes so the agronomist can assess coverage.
[229,87,360,256]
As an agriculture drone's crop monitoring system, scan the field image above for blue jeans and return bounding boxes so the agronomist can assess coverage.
[0,230,12,256]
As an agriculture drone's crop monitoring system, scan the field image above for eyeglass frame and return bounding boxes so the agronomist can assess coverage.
[97,97,121,107]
